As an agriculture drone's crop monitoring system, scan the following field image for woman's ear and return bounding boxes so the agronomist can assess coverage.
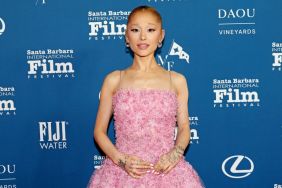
[125,29,129,43]
[160,29,165,43]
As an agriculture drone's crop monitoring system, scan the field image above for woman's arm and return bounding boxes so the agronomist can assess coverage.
[153,72,190,175]
[174,73,190,153]
[93,71,122,165]
[93,70,153,178]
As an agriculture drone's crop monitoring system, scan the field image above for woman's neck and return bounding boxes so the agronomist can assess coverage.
[131,55,159,72]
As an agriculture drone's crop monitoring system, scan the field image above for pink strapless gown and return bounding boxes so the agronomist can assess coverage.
[87,88,205,188]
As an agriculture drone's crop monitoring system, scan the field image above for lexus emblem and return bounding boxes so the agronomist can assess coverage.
[0,18,5,35]
[222,155,254,178]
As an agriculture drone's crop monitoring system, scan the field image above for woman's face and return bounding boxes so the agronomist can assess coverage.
[126,11,165,58]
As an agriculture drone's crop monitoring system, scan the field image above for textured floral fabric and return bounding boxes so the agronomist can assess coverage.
[87,88,205,188]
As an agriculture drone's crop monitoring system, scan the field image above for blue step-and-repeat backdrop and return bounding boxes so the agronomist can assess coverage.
[0,0,281,187]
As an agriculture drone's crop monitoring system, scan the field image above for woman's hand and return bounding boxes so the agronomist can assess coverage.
[153,145,184,176]
[117,153,154,179]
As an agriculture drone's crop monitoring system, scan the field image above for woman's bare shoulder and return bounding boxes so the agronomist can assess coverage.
[169,70,188,96]
[170,70,187,86]
[103,70,121,92]
[105,70,120,80]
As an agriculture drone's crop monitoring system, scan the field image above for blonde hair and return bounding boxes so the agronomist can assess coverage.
[127,5,163,27]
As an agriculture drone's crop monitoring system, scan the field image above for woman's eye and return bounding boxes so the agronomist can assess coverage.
[148,28,156,32]
[131,28,139,32]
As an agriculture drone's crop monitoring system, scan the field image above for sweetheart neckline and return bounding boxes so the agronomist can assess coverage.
[112,88,177,99]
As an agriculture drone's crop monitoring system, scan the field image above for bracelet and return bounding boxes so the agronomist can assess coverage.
[118,154,127,170]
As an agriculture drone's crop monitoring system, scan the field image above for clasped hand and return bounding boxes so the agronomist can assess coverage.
[118,147,183,179]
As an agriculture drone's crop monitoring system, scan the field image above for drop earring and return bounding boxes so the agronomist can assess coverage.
[125,42,130,47]
[158,42,162,48]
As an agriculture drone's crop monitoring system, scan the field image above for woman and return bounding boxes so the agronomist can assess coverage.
[88,5,204,188]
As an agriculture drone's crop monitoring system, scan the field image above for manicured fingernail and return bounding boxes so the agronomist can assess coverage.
[150,166,154,169]
[150,164,154,166]
[151,170,154,173]
[146,170,150,173]
[161,174,164,177]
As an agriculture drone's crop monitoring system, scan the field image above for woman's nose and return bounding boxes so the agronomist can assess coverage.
[140,31,146,40]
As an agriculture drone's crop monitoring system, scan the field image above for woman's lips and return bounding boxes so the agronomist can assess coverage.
[137,43,149,50]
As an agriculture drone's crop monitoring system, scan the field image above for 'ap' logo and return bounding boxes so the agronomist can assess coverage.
[0,18,5,35]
